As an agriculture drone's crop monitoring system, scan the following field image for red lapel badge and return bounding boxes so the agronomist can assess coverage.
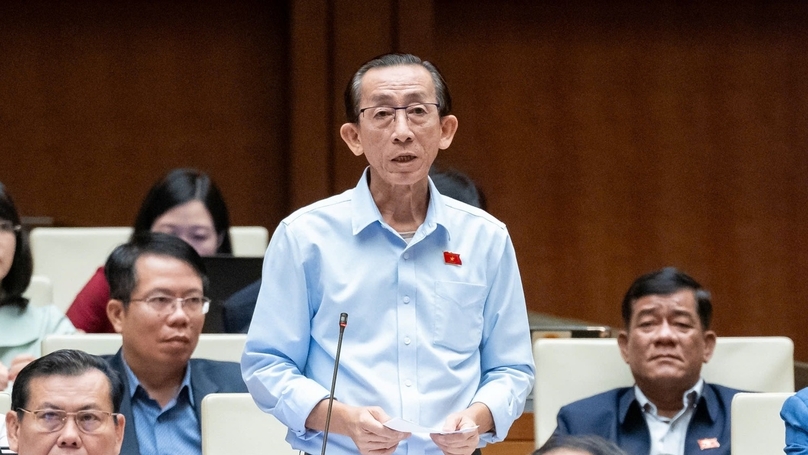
[443,251,462,266]
[697,438,720,450]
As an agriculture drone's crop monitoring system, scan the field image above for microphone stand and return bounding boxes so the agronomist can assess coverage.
[321,312,348,455]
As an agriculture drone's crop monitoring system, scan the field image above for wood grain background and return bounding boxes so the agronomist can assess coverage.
[2,0,807,360]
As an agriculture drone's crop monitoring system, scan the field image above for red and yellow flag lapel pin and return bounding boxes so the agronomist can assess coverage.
[443,251,462,266]
[697,438,720,450]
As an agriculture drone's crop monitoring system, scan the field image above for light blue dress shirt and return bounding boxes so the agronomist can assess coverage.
[242,169,535,455]
[123,358,201,455]
[782,386,808,455]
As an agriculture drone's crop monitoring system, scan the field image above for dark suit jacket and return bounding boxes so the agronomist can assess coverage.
[554,383,742,455]
[105,350,248,455]
[222,279,260,333]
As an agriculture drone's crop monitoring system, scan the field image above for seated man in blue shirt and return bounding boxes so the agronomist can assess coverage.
[553,267,741,455]
[241,53,535,455]
[104,232,247,455]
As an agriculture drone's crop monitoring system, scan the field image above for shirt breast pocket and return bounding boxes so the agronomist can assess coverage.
[433,281,487,353]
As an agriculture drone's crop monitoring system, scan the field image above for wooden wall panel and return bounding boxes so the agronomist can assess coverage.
[432,0,808,358]
[0,0,290,229]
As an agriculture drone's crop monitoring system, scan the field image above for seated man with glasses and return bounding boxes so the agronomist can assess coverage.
[103,232,246,455]
[4,349,125,455]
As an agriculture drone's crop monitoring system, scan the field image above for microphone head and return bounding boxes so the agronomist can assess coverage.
[339,313,348,327]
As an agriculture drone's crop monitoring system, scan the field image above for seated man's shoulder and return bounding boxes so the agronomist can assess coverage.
[705,382,746,401]
[560,387,632,412]
[189,358,247,392]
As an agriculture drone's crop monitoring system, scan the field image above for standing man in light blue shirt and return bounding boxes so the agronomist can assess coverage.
[241,53,535,455]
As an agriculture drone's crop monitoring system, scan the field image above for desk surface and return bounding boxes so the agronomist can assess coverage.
[528,311,612,338]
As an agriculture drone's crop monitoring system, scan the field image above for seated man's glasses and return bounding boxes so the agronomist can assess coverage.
[358,102,440,129]
[18,408,120,434]
[129,295,211,316]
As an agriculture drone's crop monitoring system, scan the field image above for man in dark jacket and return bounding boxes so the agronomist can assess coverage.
[104,232,247,455]
[553,267,741,455]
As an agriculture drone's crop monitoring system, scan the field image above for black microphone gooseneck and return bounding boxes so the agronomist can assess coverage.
[321,312,348,455]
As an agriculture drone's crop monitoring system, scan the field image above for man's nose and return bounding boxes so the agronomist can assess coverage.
[56,417,82,448]
[391,109,414,141]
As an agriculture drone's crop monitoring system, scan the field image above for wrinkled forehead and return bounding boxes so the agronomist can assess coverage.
[360,64,437,105]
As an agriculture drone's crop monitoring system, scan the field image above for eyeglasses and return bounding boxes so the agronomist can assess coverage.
[358,102,440,129]
[17,408,120,433]
[0,220,21,233]
[129,295,210,316]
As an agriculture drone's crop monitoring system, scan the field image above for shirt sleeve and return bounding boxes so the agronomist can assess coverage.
[241,222,330,437]
[470,233,536,443]
[782,391,808,454]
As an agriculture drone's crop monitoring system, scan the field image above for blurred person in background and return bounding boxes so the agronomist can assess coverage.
[66,168,232,333]
[0,181,75,393]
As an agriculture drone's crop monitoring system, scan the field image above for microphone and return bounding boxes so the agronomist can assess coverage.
[321,312,348,455]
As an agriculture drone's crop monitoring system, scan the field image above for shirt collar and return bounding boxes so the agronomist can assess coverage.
[633,378,704,421]
[350,167,450,241]
[121,354,194,405]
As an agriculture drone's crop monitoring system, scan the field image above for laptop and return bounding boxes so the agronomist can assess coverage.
[201,255,264,333]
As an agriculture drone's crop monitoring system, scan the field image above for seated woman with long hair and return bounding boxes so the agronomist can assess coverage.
[0,181,75,392]
[65,168,232,333]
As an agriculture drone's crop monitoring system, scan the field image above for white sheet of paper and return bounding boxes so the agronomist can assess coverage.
[383,418,478,434]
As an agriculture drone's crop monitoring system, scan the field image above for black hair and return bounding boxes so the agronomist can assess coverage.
[12,349,125,419]
[105,231,209,306]
[344,53,452,124]
[534,435,629,455]
[621,266,713,330]
[132,168,232,254]
[0,181,33,310]
[429,166,487,210]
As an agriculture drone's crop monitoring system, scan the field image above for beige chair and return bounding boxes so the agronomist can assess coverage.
[229,226,269,257]
[0,392,10,414]
[731,392,793,455]
[29,226,269,312]
[201,393,296,455]
[533,336,794,446]
[30,227,131,312]
[41,333,246,362]
[23,275,54,307]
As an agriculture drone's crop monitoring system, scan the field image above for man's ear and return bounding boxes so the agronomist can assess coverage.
[6,409,20,452]
[106,299,126,334]
[617,330,630,364]
[438,115,458,150]
[702,330,717,363]
[340,123,364,157]
[113,414,126,453]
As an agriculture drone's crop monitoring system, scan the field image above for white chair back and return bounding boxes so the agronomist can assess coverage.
[533,336,794,446]
[23,275,54,307]
[201,393,296,455]
[41,334,246,362]
[731,392,792,455]
[29,226,269,312]
[0,392,10,414]
[30,227,131,312]
[229,226,269,257]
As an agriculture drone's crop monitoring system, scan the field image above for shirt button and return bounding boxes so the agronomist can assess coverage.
[403,252,410,260]
[403,296,410,304]
[404,337,411,345]
[405,379,412,387]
